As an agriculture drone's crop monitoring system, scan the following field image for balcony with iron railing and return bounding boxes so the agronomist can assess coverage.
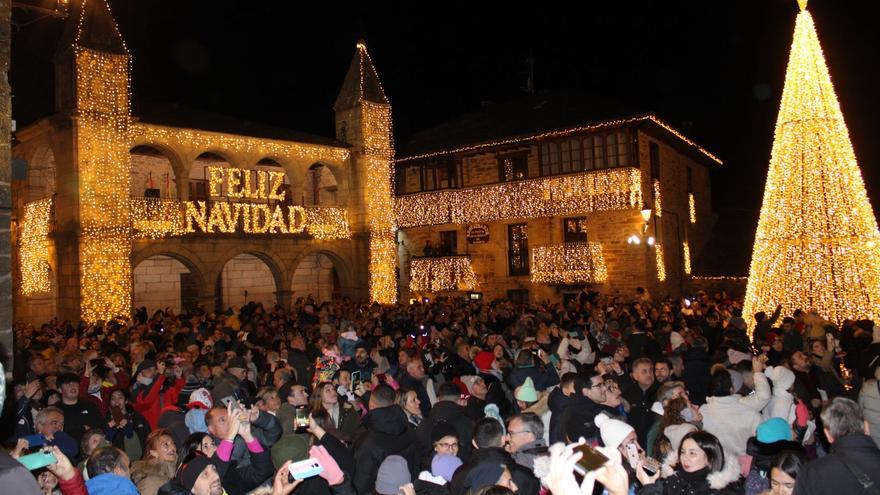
[531,241,608,285]
[409,255,479,293]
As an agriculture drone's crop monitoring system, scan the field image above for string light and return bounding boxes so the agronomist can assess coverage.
[410,256,479,292]
[531,242,607,284]
[743,6,880,334]
[396,114,722,166]
[692,276,748,281]
[655,244,666,281]
[683,241,691,275]
[359,47,398,304]
[688,193,696,224]
[19,198,54,295]
[653,180,662,218]
[395,168,642,227]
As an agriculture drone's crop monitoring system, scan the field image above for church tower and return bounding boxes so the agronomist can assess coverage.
[334,41,397,304]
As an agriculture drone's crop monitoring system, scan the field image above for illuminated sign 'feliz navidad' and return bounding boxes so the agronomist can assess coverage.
[180,166,349,236]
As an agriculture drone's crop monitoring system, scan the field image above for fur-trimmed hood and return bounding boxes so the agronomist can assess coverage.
[658,449,742,490]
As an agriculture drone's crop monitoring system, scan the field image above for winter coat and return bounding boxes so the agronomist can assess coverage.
[157,406,190,447]
[79,370,130,415]
[449,446,539,495]
[0,451,41,495]
[215,442,275,495]
[547,386,571,444]
[104,406,150,462]
[479,371,512,417]
[640,452,742,495]
[682,348,713,405]
[417,400,475,463]
[858,378,880,448]
[558,393,605,443]
[210,410,282,469]
[85,473,140,495]
[795,433,880,495]
[621,376,659,447]
[130,458,176,495]
[523,389,552,445]
[132,375,175,429]
[328,401,363,444]
[508,363,560,392]
[700,395,763,456]
[352,405,421,495]
[511,439,549,471]
[739,372,771,414]
[56,468,88,495]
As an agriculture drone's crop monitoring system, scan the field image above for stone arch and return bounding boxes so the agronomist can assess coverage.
[26,144,57,203]
[287,247,355,302]
[302,162,340,206]
[284,158,350,207]
[133,253,203,314]
[129,145,180,199]
[215,249,287,311]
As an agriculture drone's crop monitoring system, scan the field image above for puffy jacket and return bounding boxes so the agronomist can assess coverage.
[352,405,420,495]
[0,451,41,495]
[700,395,763,456]
[859,378,880,449]
[130,458,175,495]
[795,433,880,495]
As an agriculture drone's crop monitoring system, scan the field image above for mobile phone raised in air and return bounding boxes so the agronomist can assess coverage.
[288,458,324,480]
[18,451,57,471]
[294,406,309,433]
[572,442,608,474]
[351,371,361,389]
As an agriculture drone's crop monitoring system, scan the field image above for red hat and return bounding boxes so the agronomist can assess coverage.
[473,351,495,371]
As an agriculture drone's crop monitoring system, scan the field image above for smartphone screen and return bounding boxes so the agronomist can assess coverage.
[294,406,309,432]
[351,371,361,388]
[574,443,609,472]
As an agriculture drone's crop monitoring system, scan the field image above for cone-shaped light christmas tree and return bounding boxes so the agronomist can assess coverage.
[743,0,880,335]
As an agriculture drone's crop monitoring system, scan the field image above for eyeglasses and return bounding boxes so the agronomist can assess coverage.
[435,441,459,449]
[507,430,532,436]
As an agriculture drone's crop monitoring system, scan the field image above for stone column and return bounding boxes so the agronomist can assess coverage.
[0,0,12,369]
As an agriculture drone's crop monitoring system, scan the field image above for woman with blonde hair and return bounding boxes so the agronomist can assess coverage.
[130,428,177,495]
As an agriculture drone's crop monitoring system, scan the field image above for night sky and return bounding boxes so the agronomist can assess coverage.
[10,0,880,270]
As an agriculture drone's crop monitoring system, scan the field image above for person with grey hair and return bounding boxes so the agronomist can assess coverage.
[504,412,547,471]
[795,397,880,495]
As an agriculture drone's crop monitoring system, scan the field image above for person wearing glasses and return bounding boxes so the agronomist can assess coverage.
[560,370,607,445]
[504,412,548,471]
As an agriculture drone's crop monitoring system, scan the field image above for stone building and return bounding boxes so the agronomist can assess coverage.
[11,0,394,324]
[394,93,721,303]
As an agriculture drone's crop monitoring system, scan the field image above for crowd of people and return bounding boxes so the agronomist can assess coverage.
[1,287,880,495]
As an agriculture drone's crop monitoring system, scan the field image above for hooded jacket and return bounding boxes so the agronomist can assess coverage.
[700,395,763,456]
[547,386,571,444]
[642,450,742,495]
[762,366,796,423]
[352,405,420,495]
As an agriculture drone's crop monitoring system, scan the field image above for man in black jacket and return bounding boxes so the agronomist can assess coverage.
[352,384,420,495]
[796,397,880,495]
[559,370,607,443]
[449,418,539,495]
[620,357,658,447]
[548,372,576,444]
[416,382,475,462]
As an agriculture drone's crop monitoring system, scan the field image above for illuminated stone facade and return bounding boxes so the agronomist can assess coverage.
[395,112,719,303]
[11,0,388,323]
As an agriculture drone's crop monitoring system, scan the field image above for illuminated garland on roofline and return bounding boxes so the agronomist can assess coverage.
[395,167,642,228]
[395,114,722,166]
[531,242,608,285]
[409,256,479,292]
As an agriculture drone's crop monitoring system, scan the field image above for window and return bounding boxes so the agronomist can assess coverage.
[605,130,630,167]
[508,223,529,276]
[539,131,630,177]
[540,142,561,176]
[650,142,661,180]
[420,157,458,192]
[499,152,528,181]
[563,217,589,243]
[440,230,458,255]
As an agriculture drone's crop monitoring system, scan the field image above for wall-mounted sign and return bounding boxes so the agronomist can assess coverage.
[467,223,490,244]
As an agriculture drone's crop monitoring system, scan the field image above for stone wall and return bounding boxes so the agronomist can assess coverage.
[220,253,276,309]
[291,253,335,302]
[133,255,190,313]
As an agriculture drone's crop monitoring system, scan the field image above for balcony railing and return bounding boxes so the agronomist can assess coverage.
[531,242,608,285]
[409,255,478,292]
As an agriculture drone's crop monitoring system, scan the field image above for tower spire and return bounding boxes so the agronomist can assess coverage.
[743,7,880,331]
[334,40,388,112]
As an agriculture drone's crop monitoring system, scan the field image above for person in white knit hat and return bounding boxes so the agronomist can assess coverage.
[595,413,646,472]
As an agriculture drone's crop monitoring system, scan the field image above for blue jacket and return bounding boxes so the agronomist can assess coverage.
[85,473,140,495]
